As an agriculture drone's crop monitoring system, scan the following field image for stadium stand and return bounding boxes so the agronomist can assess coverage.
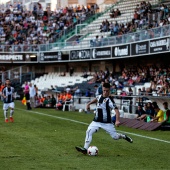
[0,1,96,52]
[54,0,162,50]
[27,72,94,91]
[1,0,170,131]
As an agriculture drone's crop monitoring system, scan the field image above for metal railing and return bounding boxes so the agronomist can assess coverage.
[0,24,169,53]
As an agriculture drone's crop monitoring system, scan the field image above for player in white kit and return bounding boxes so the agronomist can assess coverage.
[2,79,15,123]
[76,83,133,154]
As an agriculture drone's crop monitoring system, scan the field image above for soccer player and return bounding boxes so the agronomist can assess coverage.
[75,82,133,154]
[2,79,15,123]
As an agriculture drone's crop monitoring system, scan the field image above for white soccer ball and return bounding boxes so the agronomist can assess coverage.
[87,146,99,156]
[79,109,83,113]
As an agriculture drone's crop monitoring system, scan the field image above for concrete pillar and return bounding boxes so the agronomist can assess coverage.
[51,0,57,11]
[59,0,68,8]
[20,66,22,84]
[132,87,137,114]
[100,61,105,71]
[78,0,86,6]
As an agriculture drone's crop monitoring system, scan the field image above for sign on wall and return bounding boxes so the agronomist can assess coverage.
[150,38,169,53]
[131,41,149,55]
[70,49,91,60]
[70,47,111,60]
[0,53,37,62]
[112,44,130,57]
[40,52,68,61]
[91,47,111,59]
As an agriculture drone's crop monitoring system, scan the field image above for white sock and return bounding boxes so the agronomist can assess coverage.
[84,142,90,150]
[117,133,126,139]
[10,110,14,117]
[4,110,7,119]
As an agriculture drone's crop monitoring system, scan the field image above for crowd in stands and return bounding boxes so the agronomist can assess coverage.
[0,2,97,52]
[91,1,170,47]
[135,101,170,125]
[110,8,121,18]
[90,64,170,97]
[20,70,170,125]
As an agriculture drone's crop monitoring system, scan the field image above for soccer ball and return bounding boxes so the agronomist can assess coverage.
[87,146,99,156]
[79,109,83,112]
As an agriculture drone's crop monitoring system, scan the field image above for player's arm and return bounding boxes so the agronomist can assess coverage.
[114,108,120,127]
[151,111,161,121]
[109,97,120,126]
[1,87,7,98]
[86,98,97,111]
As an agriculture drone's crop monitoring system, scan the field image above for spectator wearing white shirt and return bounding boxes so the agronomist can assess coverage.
[29,83,36,108]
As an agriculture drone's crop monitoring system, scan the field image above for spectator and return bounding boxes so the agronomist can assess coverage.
[162,102,170,125]
[50,94,56,108]
[94,85,99,97]
[110,84,117,96]
[85,88,91,97]
[29,83,36,108]
[138,102,155,122]
[51,85,55,90]
[69,67,74,76]
[135,105,146,120]
[151,103,164,123]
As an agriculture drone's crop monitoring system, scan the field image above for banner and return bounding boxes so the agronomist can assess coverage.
[112,44,130,57]
[40,52,68,61]
[70,47,111,60]
[150,38,169,53]
[0,53,37,62]
[70,49,91,60]
[131,41,149,55]
[91,47,111,59]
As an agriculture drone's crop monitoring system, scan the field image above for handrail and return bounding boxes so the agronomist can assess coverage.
[0,23,169,53]
[0,0,166,52]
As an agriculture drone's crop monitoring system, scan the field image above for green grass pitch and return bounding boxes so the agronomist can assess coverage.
[0,101,170,170]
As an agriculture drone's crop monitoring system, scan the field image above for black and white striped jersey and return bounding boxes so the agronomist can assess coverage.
[93,95,117,123]
[2,86,15,103]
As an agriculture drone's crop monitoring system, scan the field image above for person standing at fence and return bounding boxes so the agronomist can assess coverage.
[75,82,133,154]
[2,79,15,123]
[24,81,32,110]
[29,83,36,108]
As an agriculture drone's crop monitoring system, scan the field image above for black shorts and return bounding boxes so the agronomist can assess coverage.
[25,93,30,100]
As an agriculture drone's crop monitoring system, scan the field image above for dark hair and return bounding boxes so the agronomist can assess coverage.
[163,102,168,106]
[103,83,110,89]
[152,102,159,109]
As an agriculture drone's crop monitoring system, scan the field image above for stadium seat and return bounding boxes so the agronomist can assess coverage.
[121,100,131,113]
[62,100,73,111]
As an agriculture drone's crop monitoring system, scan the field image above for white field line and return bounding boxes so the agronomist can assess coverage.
[16,108,170,144]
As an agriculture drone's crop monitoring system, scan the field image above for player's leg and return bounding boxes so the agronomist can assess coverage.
[84,121,99,149]
[9,102,15,122]
[3,104,9,122]
[102,123,133,143]
[26,93,32,110]
[75,121,99,154]
[30,97,35,108]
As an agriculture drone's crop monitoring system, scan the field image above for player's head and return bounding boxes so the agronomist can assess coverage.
[102,83,110,97]
[5,78,11,86]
